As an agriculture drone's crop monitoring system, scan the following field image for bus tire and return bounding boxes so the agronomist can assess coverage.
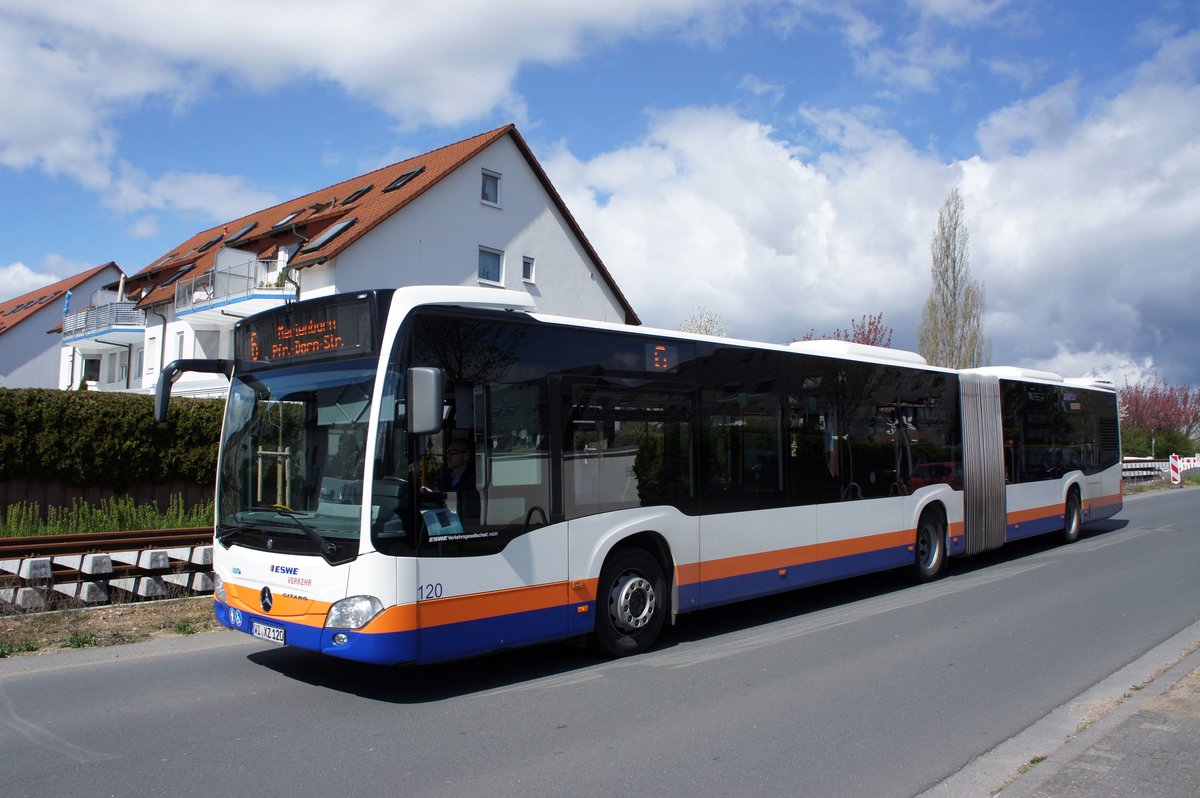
[911,509,947,582]
[590,547,667,657]
[1062,490,1082,543]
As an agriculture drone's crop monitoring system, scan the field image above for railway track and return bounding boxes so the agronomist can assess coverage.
[0,528,212,559]
[0,528,215,611]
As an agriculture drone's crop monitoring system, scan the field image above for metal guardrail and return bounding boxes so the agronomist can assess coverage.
[175,259,294,313]
[0,528,213,611]
[1122,459,1169,481]
[62,301,146,338]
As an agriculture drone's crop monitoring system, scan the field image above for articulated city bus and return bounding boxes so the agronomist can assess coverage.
[156,286,1122,665]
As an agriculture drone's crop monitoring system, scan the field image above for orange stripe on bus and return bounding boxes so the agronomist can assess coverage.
[1086,493,1122,513]
[225,582,332,628]
[697,528,915,583]
[1007,505,1061,526]
[415,581,570,628]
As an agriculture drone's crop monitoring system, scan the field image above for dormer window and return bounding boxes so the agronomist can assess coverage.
[481,170,500,206]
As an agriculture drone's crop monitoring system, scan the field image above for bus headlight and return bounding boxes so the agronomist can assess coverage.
[326,595,384,630]
[214,573,226,604]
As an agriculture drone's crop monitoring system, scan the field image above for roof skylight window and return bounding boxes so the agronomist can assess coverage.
[341,184,373,205]
[149,253,178,272]
[225,222,257,245]
[159,264,196,287]
[273,209,304,228]
[298,217,358,254]
[382,166,425,193]
[196,233,224,253]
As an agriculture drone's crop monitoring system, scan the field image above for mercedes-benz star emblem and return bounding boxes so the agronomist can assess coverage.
[260,586,273,613]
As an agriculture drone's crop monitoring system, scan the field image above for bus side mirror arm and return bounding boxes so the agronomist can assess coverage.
[155,358,235,423]
[407,367,445,435]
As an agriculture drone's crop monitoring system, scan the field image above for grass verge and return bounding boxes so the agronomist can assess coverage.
[0,597,219,658]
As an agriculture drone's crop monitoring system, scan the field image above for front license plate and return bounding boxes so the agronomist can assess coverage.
[251,621,285,645]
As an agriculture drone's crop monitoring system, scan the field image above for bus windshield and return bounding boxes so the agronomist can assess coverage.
[217,358,377,561]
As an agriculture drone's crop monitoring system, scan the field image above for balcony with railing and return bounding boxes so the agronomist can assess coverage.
[175,258,295,324]
[62,299,146,350]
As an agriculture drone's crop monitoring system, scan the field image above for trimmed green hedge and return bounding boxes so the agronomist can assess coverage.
[0,389,223,490]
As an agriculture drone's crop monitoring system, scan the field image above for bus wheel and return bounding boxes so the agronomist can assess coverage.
[1062,490,1082,543]
[911,510,946,582]
[591,547,666,657]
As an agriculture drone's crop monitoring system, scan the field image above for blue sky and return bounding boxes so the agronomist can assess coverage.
[2,0,1198,387]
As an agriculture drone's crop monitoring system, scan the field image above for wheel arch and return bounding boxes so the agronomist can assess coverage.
[599,529,676,620]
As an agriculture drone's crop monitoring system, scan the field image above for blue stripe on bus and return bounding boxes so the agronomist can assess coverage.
[1006,514,1063,542]
[693,544,913,611]
[215,599,572,666]
[215,541,921,665]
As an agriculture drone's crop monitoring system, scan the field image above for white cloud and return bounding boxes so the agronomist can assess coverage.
[0,0,736,211]
[975,78,1079,157]
[906,0,1015,27]
[546,27,1200,386]
[127,216,158,239]
[0,256,93,303]
[545,106,950,347]
[106,165,281,221]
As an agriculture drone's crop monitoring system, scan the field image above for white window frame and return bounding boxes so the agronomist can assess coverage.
[478,246,504,285]
[146,337,159,377]
[522,256,536,284]
[481,169,501,207]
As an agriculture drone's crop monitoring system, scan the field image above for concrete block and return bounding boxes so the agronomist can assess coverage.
[76,581,108,603]
[108,550,139,566]
[137,576,165,597]
[137,550,170,570]
[191,546,213,566]
[82,553,113,575]
[163,571,214,593]
[108,577,137,595]
[164,547,192,563]
[51,581,108,603]
[52,553,111,574]
[0,559,21,576]
[108,576,165,598]
[14,587,46,610]
[19,558,52,581]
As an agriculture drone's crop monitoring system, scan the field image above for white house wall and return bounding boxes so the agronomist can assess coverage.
[325,136,627,323]
[2,309,67,388]
[0,266,119,389]
[75,133,634,397]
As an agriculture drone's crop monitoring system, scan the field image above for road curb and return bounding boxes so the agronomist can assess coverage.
[919,617,1200,798]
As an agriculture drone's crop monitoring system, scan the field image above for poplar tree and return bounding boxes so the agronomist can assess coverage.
[918,188,990,368]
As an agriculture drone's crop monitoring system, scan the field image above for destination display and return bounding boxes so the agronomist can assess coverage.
[236,296,377,366]
[646,342,679,371]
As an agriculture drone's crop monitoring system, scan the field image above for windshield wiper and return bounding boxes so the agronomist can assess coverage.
[252,507,343,564]
[216,524,241,543]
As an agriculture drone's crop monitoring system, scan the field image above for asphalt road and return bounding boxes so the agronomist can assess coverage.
[2,489,1198,798]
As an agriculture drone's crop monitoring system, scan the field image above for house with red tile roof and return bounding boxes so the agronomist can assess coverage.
[60,124,637,396]
[1,263,125,389]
